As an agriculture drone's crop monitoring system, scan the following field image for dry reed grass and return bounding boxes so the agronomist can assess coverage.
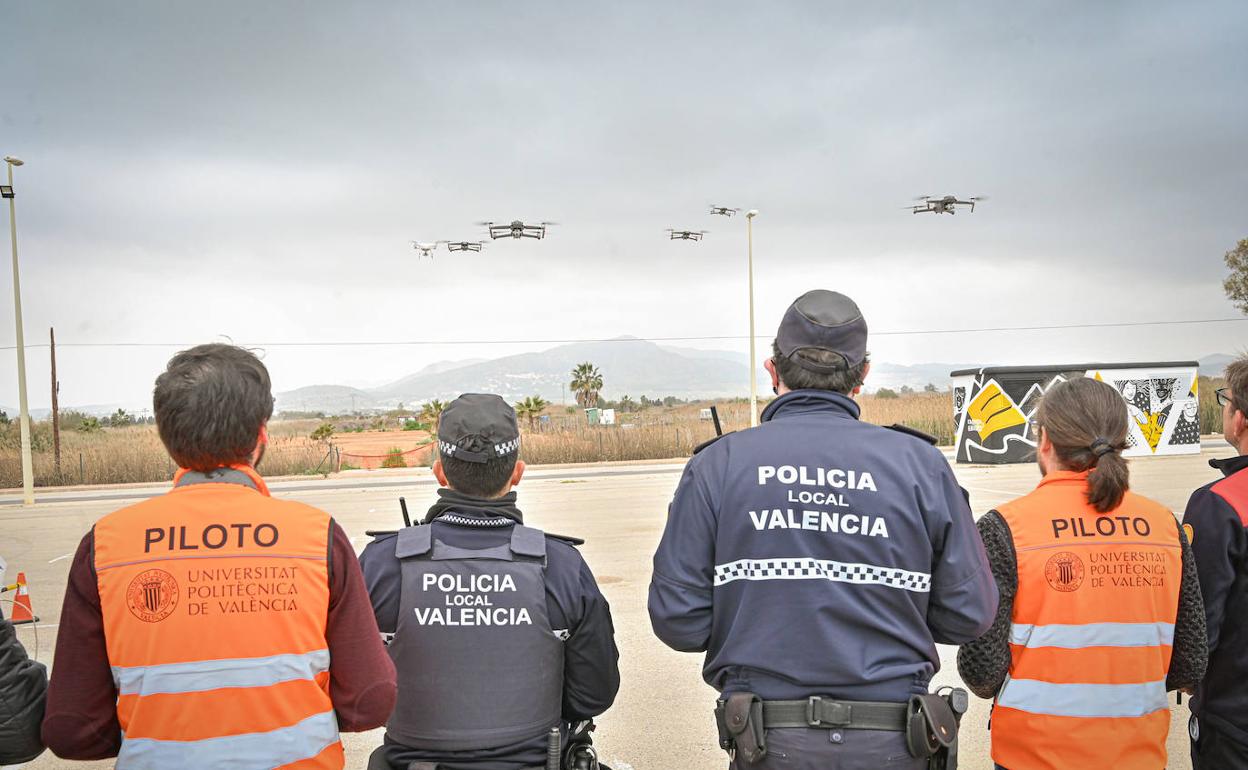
[0,424,333,488]
[22,385,1216,488]
[518,394,955,465]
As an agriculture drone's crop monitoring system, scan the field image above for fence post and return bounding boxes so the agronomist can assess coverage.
[79,452,85,485]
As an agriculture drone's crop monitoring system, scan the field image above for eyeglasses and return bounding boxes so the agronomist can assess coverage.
[1216,388,1234,408]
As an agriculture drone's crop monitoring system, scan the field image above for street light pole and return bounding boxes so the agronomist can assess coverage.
[746,209,759,427]
[5,155,33,505]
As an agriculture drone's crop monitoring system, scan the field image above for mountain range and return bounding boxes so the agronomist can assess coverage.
[272,341,1238,415]
[3,348,1235,418]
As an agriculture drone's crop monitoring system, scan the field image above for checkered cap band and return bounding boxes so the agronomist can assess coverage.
[713,557,931,593]
[495,438,520,456]
[439,438,519,461]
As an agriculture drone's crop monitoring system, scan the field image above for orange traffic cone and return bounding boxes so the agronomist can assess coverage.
[9,571,38,625]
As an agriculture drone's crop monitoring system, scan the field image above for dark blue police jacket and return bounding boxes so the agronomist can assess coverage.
[648,389,997,703]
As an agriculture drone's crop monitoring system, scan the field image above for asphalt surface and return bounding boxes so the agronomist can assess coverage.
[1,447,1235,770]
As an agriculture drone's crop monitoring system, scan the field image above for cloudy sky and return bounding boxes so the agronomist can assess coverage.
[2,1,1246,410]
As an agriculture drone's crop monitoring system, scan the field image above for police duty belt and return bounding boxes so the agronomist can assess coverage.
[761,697,909,731]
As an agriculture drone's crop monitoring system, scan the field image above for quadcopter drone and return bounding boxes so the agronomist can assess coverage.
[709,205,740,217]
[668,229,707,241]
[477,220,555,240]
[409,240,446,258]
[446,240,485,253]
[909,195,986,214]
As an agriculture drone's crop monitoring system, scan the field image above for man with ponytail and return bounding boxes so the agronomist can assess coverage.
[1185,354,1248,767]
[958,376,1206,770]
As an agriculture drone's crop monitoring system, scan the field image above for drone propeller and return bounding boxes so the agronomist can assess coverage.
[914,195,933,201]
[474,221,496,226]
[969,195,988,201]
[537,221,559,226]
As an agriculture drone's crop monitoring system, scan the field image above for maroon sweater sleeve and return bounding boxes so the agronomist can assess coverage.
[42,528,121,759]
[326,519,397,731]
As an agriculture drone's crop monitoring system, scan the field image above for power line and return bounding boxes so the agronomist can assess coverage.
[2,317,1246,351]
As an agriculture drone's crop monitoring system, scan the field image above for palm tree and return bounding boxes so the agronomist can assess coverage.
[419,399,448,435]
[570,362,604,408]
[514,395,551,429]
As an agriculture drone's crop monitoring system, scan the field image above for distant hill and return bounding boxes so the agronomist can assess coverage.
[267,346,1238,414]
[364,337,752,405]
[1199,353,1235,378]
[276,337,754,412]
[867,362,976,392]
[276,385,377,414]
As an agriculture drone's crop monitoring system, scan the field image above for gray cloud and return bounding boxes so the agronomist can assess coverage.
[2,1,1246,408]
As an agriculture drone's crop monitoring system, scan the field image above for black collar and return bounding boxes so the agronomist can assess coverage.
[1211,454,1248,477]
[761,389,861,423]
[174,468,260,491]
[423,488,524,525]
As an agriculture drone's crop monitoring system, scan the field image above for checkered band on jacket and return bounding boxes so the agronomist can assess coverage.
[713,557,931,593]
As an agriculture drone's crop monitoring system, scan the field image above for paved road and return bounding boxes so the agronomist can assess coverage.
[2,448,1234,770]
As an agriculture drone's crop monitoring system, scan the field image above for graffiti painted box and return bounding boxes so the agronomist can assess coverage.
[950,362,1201,465]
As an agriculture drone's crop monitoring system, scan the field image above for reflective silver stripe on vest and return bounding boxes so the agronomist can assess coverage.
[118,709,339,770]
[997,678,1169,718]
[112,649,330,696]
[1009,622,1175,650]
[713,557,931,593]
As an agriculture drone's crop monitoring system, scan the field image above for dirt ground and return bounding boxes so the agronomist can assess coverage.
[331,429,435,469]
[1,443,1235,770]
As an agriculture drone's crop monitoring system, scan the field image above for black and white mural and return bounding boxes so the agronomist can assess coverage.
[950,362,1201,465]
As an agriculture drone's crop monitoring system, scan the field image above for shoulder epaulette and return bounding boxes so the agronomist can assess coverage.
[546,532,586,547]
[693,431,734,455]
[364,529,399,539]
[884,423,938,446]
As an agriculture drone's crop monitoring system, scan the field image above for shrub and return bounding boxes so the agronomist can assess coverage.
[310,423,335,442]
[876,388,900,399]
[381,448,407,469]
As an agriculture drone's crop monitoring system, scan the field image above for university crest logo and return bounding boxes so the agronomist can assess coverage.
[1044,552,1084,592]
[126,569,179,622]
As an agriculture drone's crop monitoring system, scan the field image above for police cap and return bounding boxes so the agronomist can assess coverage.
[436,393,521,463]
[774,289,868,371]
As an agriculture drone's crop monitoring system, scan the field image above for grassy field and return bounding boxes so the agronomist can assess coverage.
[0,381,1228,488]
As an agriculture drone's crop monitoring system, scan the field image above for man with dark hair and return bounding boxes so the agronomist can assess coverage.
[43,343,396,768]
[360,393,620,770]
[649,289,997,769]
[1185,354,1248,767]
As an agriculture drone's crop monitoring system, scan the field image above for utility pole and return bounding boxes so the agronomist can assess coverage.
[51,327,61,480]
[4,156,32,504]
[745,209,760,427]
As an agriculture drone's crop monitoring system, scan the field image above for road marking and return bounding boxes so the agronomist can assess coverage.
[962,485,1022,498]
[0,466,687,507]
[48,552,74,564]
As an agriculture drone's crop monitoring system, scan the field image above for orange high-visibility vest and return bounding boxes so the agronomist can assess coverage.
[992,470,1182,770]
[94,466,343,769]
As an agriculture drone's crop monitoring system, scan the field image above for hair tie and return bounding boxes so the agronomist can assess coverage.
[1090,438,1114,457]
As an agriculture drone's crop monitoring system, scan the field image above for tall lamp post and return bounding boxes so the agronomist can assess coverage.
[745,209,759,427]
[3,155,33,505]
